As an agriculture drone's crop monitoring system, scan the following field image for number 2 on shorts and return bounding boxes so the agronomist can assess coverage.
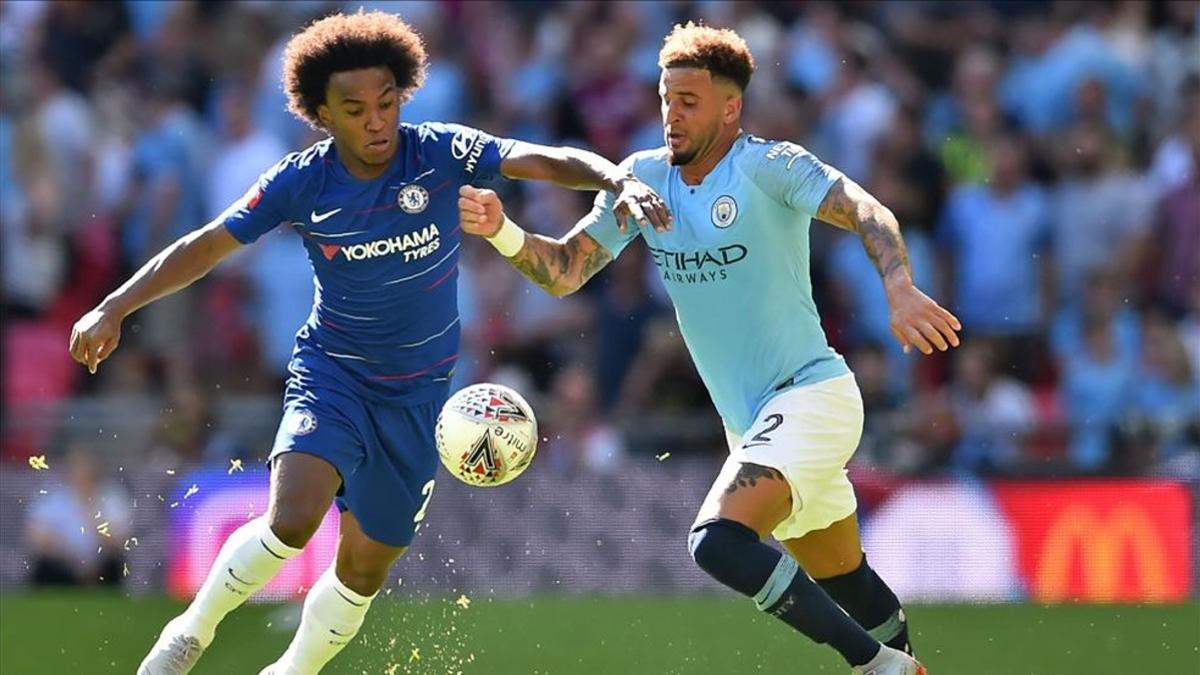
[413,480,436,523]
[750,413,783,444]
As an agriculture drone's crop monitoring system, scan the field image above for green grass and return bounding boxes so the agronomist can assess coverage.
[0,592,1197,674]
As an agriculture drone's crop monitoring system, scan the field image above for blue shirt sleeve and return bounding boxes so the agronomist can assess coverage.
[219,154,296,245]
[745,139,842,215]
[424,122,515,185]
[582,156,640,257]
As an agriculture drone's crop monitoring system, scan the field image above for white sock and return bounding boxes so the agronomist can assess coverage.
[860,644,903,671]
[271,565,376,674]
[179,516,302,645]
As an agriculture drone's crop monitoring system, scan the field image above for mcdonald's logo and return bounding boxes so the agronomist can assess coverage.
[993,481,1192,604]
[1035,504,1168,602]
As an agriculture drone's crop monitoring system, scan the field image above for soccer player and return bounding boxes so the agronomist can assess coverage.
[68,11,668,675]
[458,22,961,675]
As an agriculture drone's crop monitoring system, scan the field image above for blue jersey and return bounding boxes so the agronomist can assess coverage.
[220,122,512,403]
[585,134,850,435]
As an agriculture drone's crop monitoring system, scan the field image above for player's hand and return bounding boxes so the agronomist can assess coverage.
[458,185,505,238]
[69,307,123,374]
[886,282,962,355]
[614,177,671,234]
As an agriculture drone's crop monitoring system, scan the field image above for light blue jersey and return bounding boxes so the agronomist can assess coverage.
[585,133,850,435]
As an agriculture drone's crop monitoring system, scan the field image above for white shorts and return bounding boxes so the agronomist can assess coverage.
[720,373,864,542]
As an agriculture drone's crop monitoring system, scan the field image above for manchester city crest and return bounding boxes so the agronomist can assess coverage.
[398,184,429,214]
[711,195,738,228]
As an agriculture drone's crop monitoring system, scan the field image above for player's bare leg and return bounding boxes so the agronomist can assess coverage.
[262,510,405,674]
[138,453,341,675]
[689,462,923,674]
[784,515,914,656]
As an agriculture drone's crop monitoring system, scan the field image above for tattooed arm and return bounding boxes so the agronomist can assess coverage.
[458,185,613,297]
[817,176,962,355]
[817,176,913,289]
[507,221,614,298]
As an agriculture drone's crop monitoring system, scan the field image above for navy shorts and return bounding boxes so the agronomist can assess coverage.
[269,379,444,547]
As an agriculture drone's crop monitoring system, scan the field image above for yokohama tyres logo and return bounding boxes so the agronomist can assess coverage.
[317,224,441,262]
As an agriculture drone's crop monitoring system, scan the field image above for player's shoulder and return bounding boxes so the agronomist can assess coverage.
[622,146,671,182]
[733,134,814,171]
[405,121,511,173]
[261,137,333,190]
[405,121,492,153]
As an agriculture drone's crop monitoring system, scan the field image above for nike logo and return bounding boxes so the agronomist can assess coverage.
[227,567,253,585]
[311,208,342,223]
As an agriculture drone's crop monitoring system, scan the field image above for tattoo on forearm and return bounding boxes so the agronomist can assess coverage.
[859,208,911,284]
[817,178,911,285]
[723,463,785,496]
[508,234,611,296]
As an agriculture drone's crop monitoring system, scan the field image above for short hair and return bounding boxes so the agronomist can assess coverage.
[658,22,755,92]
[282,9,427,129]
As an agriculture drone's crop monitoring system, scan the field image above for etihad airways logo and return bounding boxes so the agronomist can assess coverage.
[318,224,441,263]
[648,243,747,284]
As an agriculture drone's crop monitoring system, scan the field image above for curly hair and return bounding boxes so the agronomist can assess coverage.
[662,21,753,91]
[282,9,427,129]
[658,22,755,92]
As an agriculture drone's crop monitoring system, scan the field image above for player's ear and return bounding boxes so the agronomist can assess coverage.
[316,103,333,130]
[724,93,741,124]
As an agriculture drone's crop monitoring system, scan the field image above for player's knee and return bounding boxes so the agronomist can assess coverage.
[688,518,758,577]
[267,503,326,549]
[336,559,390,596]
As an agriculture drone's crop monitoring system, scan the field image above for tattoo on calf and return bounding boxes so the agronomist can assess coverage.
[724,463,785,495]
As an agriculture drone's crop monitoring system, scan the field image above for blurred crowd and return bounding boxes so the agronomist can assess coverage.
[2,0,1199,512]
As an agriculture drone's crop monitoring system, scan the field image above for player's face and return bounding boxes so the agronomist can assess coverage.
[659,67,738,166]
[319,66,401,168]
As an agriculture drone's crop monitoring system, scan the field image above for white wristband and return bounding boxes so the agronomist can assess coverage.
[486,215,527,257]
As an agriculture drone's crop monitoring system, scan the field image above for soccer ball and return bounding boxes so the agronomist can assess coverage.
[435,383,538,486]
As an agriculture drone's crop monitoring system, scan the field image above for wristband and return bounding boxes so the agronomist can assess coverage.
[487,215,527,257]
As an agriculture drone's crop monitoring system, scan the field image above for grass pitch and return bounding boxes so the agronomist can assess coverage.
[0,591,1196,673]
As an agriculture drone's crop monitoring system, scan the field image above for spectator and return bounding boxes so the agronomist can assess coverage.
[205,82,287,221]
[2,112,69,317]
[541,364,626,473]
[152,386,244,465]
[26,446,131,586]
[1049,122,1153,301]
[1145,89,1200,313]
[999,9,1144,137]
[1060,317,1136,472]
[846,342,924,473]
[1049,265,1142,367]
[947,341,1037,474]
[924,45,1002,155]
[938,136,1050,375]
[813,43,897,183]
[613,316,720,451]
[1125,311,1200,467]
[594,243,665,411]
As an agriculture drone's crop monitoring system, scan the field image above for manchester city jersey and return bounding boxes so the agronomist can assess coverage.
[220,122,512,402]
[585,133,850,435]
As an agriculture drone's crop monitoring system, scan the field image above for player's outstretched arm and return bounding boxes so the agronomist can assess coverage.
[816,176,962,355]
[500,142,671,233]
[68,222,242,373]
[458,186,611,297]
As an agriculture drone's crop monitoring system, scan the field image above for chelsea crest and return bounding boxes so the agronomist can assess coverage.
[399,184,429,214]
